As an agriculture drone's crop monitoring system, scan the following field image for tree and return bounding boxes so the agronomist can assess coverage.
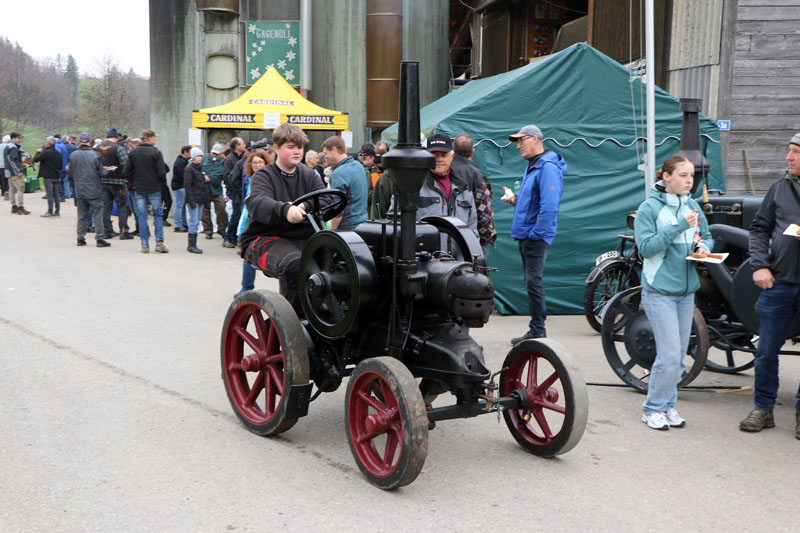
[78,55,149,136]
[0,38,75,132]
[65,55,79,92]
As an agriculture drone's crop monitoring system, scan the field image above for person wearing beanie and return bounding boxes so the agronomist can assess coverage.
[200,143,228,240]
[183,147,207,253]
[739,132,800,438]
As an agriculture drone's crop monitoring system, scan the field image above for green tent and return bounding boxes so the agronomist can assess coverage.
[383,43,725,315]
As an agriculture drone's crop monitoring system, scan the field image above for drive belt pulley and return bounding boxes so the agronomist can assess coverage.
[299,231,377,339]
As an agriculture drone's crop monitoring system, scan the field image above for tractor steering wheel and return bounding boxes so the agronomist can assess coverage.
[292,188,347,233]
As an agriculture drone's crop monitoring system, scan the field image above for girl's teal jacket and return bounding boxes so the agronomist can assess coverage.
[634,181,713,296]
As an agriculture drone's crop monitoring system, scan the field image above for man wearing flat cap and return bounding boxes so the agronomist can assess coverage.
[504,124,566,344]
[69,133,111,247]
[739,132,800,437]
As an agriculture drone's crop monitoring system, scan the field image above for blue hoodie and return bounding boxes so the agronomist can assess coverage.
[634,181,713,295]
[511,150,566,245]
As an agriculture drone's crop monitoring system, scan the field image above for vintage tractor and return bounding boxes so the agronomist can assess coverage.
[220,61,589,489]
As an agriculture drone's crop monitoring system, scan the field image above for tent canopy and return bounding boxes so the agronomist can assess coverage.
[383,43,725,315]
[191,67,349,131]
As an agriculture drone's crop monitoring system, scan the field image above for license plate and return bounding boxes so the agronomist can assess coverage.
[595,250,618,265]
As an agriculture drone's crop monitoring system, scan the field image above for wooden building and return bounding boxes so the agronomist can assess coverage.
[450,0,800,194]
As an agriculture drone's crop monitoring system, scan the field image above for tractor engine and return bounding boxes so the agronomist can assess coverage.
[297,61,495,398]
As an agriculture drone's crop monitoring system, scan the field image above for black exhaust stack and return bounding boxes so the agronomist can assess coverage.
[677,98,711,194]
[380,62,436,298]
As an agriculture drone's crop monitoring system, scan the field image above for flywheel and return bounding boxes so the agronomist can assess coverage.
[299,231,377,339]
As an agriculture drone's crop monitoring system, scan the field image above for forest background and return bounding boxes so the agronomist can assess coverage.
[0,37,149,156]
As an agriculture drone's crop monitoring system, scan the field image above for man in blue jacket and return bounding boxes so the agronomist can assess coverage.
[504,125,566,343]
[54,134,72,200]
[322,135,367,231]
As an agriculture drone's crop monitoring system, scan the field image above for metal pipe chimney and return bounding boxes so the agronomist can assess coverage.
[678,98,711,194]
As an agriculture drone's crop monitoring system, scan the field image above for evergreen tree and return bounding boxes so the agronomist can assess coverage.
[65,55,79,91]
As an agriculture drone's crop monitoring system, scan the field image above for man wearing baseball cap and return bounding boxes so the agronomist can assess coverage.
[739,132,800,437]
[69,133,111,247]
[123,129,169,253]
[404,133,477,249]
[504,125,566,344]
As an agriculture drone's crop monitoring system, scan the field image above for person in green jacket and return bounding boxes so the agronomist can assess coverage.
[201,143,229,239]
[634,154,713,430]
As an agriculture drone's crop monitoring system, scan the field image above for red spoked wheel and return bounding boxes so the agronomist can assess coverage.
[345,357,429,490]
[500,339,588,457]
[221,290,309,436]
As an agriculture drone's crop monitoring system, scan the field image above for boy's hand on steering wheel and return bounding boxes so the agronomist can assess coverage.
[287,204,306,224]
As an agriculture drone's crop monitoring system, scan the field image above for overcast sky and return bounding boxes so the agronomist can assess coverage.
[0,0,151,77]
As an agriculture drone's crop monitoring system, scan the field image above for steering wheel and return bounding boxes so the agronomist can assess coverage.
[291,188,347,232]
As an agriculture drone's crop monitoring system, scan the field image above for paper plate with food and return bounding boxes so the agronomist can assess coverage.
[686,251,729,264]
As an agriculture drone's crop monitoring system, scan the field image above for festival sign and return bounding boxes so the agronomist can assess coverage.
[245,21,300,86]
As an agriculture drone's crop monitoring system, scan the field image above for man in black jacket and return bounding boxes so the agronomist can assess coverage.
[171,146,191,232]
[123,129,169,253]
[451,133,497,258]
[33,136,62,217]
[222,137,245,248]
[739,132,800,437]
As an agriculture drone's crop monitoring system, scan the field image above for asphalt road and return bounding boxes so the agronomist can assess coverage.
[2,193,799,531]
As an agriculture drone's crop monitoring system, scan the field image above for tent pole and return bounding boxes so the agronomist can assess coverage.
[644,0,656,199]
[300,0,312,95]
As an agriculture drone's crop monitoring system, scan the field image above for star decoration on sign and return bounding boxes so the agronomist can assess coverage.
[258,46,263,52]
[252,43,257,49]
[288,37,297,46]
[250,68,261,79]
[246,57,251,63]
[267,64,274,70]
[277,59,286,69]
[248,24,257,33]
[252,51,257,57]
[260,40,265,45]
[285,23,290,28]
[284,70,294,81]
[286,51,295,61]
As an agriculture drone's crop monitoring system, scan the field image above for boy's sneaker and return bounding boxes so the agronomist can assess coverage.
[155,241,169,253]
[642,411,669,430]
[141,247,150,254]
[664,408,686,427]
[11,205,17,214]
[739,408,775,432]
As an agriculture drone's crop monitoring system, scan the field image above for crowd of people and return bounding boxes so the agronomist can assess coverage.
[4,121,799,439]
